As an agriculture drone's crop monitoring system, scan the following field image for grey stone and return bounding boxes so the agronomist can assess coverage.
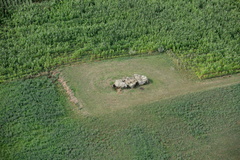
[124,77,138,88]
[134,74,148,85]
[112,74,148,89]
[113,79,127,88]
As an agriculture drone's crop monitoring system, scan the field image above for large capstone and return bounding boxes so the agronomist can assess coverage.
[134,74,148,85]
[114,79,128,88]
[112,74,149,89]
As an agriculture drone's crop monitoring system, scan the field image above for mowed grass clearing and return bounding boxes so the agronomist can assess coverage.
[62,54,240,114]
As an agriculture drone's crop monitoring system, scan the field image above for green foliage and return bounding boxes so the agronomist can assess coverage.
[118,126,170,159]
[0,0,32,17]
[0,77,99,159]
[0,76,239,159]
[0,0,239,81]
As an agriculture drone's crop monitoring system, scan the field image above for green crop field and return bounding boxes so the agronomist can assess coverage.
[0,0,239,81]
[0,76,239,159]
[1,0,240,159]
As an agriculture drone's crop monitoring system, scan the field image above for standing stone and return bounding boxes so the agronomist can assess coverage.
[113,79,128,88]
[124,77,138,88]
[134,74,148,85]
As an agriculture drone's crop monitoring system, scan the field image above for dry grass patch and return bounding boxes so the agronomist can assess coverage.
[61,54,240,114]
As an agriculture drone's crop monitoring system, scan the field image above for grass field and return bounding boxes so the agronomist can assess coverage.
[1,0,240,159]
[62,54,240,114]
[0,74,239,159]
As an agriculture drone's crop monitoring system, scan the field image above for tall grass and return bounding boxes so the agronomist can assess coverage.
[1,0,48,6]
[0,76,239,159]
[0,0,239,81]
[0,0,32,16]
[0,0,32,7]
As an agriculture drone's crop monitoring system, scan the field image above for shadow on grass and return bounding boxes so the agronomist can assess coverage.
[111,78,153,92]
[148,78,153,84]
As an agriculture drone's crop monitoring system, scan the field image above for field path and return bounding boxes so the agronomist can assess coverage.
[61,55,240,114]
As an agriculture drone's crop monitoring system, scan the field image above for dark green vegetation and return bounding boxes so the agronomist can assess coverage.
[1,0,239,159]
[1,76,239,159]
[1,0,240,82]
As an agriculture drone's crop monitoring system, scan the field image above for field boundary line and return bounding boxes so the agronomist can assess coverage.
[52,70,84,110]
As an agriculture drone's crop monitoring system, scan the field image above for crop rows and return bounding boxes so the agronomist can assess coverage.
[0,0,239,81]
[1,76,239,159]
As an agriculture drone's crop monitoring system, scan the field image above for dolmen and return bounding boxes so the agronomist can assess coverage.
[112,74,149,89]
